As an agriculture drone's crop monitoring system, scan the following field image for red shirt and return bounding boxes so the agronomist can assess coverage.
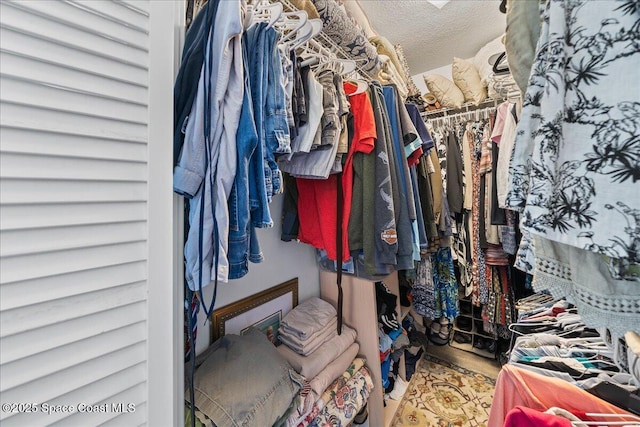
[297,82,376,261]
[504,406,572,427]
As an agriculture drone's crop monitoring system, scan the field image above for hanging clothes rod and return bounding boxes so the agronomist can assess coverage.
[420,97,500,119]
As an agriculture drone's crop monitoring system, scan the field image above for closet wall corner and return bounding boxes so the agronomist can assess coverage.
[319,269,405,427]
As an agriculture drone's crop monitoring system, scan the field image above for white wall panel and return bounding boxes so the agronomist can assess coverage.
[50,382,147,427]
[0,77,148,123]
[0,153,147,182]
[0,102,148,141]
[0,128,148,162]
[0,180,148,204]
[1,221,147,257]
[68,1,149,30]
[1,322,147,390]
[0,2,148,68]
[1,281,147,337]
[1,301,146,363]
[0,202,147,230]
[0,27,149,86]
[145,1,181,425]
[0,344,146,425]
[0,51,148,103]
[17,1,149,43]
[0,1,178,425]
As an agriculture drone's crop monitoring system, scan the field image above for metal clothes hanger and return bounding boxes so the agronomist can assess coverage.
[571,413,640,426]
[277,10,307,45]
[332,58,355,74]
[245,1,283,29]
[289,18,322,51]
[345,76,368,95]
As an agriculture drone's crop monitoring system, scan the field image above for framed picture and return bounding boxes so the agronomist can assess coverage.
[210,278,298,345]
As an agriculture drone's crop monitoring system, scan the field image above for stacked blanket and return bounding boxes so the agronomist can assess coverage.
[278,297,340,356]
[304,359,373,427]
[277,297,372,427]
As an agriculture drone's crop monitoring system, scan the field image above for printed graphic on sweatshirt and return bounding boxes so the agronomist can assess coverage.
[381,228,398,245]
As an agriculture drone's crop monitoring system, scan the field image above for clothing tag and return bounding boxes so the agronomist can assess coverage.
[333,257,354,274]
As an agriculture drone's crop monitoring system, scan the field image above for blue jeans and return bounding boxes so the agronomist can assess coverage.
[267,40,292,157]
[247,23,289,205]
[245,23,273,227]
[228,38,263,280]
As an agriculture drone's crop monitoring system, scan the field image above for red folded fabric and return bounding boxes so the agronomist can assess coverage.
[504,406,572,427]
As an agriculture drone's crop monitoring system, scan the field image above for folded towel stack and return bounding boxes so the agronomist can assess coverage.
[278,297,340,356]
[279,297,338,341]
[277,297,369,427]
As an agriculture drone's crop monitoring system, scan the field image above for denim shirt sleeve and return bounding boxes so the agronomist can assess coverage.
[174,66,207,199]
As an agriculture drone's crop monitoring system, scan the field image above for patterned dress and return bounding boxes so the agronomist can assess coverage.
[505,0,640,335]
[506,0,640,280]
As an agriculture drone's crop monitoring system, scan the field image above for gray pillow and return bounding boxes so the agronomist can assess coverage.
[187,328,302,427]
[505,0,544,94]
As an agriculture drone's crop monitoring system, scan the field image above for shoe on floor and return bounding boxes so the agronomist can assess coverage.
[473,337,486,350]
[389,377,408,400]
[453,331,472,344]
[429,321,450,346]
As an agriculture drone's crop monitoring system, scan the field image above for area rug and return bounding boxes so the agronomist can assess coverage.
[392,353,496,427]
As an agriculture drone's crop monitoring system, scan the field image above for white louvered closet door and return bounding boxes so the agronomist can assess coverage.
[0,1,180,426]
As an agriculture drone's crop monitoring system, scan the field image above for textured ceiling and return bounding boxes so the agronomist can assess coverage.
[357,0,506,75]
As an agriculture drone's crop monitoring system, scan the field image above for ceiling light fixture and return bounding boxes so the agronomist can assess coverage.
[427,0,450,9]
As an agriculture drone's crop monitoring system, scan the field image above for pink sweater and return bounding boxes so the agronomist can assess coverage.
[488,365,633,427]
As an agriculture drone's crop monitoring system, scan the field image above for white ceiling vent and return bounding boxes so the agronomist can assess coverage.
[427,0,450,9]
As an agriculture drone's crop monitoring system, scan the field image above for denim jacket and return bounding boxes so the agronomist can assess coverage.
[174,0,244,290]
[246,23,290,209]
[227,36,263,280]
[174,0,219,166]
